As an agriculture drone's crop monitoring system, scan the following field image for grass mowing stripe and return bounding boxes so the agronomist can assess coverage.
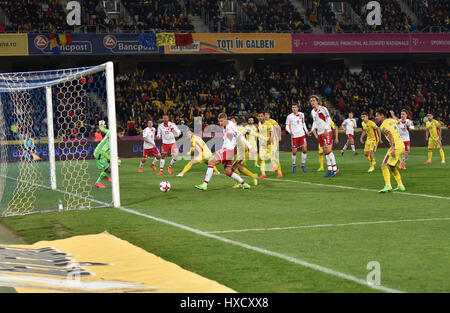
[262,177,450,200]
[115,205,405,293]
[206,217,450,234]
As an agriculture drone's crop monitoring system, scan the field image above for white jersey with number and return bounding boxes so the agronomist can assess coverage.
[157,122,180,144]
[342,118,357,135]
[311,105,331,135]
[222,121,251,150]
[286,112,308,138]
[142,127,156,149]
[398,119,414,142]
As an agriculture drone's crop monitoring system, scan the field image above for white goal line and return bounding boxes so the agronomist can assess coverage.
[206,217,450,234]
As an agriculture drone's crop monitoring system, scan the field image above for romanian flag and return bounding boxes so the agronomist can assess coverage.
[174,33,193,46]
[58,34,72,46]
[156,33,176,46]
[48,33,60,55]
[48,33,72,55]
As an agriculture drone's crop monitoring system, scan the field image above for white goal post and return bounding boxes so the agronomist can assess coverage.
[0,61,120,216]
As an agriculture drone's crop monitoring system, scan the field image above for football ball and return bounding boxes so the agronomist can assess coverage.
[159,181,171,192]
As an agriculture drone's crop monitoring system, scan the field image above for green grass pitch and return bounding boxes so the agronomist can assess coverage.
[1,146,449,293]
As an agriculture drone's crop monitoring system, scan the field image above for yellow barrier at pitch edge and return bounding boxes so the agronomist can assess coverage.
[0,232,236,293]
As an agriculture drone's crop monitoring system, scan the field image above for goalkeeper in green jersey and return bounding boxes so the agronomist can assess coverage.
[94,120,125,188]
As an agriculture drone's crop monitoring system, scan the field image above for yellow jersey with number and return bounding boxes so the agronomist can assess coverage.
[362,120,379,142]
[380,118,403,147]
[258,121,271,144]
[426,119,440,140]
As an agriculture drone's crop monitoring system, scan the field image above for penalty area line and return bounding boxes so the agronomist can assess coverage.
[206,217,450,234]
[115,205,405,293]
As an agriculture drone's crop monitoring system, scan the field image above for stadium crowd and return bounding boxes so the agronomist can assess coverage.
[0,0,446,34]
[113,61,450,135]
[0,0,71,33]
[308,0,420,33]
[405,0,449,30]
[237,0,312,33]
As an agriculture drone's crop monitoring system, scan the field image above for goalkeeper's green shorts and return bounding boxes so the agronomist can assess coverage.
[96,157,110,171]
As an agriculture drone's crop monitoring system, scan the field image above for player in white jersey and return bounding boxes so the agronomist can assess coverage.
[156,115,181,175]
[195,112,254,191]
[390,109,415,169]
[285,103,309,173]
[340,112,358,156]
[138,120,162,173]
[308,95,339,177]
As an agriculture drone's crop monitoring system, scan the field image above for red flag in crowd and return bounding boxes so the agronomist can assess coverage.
[175,33,194,46]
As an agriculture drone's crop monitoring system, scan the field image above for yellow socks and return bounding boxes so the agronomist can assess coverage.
[260,160,266,175]
[181,163,192,175]
[382,166,391,185]
[241,167,256,179]
[213,166,219,173]
[439,149,445,161]
[428,150,432,161]
[390,167,403,186]
[319,154,324,168]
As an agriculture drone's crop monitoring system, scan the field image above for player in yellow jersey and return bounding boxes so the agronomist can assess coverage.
[230,117,258,187]
[264,112,283,178]
[360,112,382,172]
[375,109,406,193]
[256,113,281,179]
[243,117,259,167]
[312,119,339,171]
[177,130,220,177]
[425,113,445,164]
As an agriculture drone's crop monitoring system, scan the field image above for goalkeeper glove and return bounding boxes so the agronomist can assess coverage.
[99,120,106,128]
[117,158,121,167]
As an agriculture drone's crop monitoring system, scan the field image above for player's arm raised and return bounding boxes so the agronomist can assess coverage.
[99,120,109,134]
[390,110,399,121]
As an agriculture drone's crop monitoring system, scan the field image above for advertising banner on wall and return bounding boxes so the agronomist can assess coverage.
[292,33,450,53]
[165,33,292,54]
[28,34,164,55]
[0,34,28,56]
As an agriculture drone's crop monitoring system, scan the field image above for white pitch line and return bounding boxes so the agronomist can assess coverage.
[263,177,450,201]
[116,205,404,293]
[206,217,450,234]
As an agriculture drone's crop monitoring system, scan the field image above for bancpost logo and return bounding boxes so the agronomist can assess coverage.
[103,35,117,49]
[34,35,49,50]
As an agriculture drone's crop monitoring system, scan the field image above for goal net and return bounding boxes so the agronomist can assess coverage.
[0,62,120,217]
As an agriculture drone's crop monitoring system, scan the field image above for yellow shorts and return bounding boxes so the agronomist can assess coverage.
[193,151,212,163]
[383,145,405,167]
[259,145,270,161]
[364,140,379,153]
[428,138,441,149]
